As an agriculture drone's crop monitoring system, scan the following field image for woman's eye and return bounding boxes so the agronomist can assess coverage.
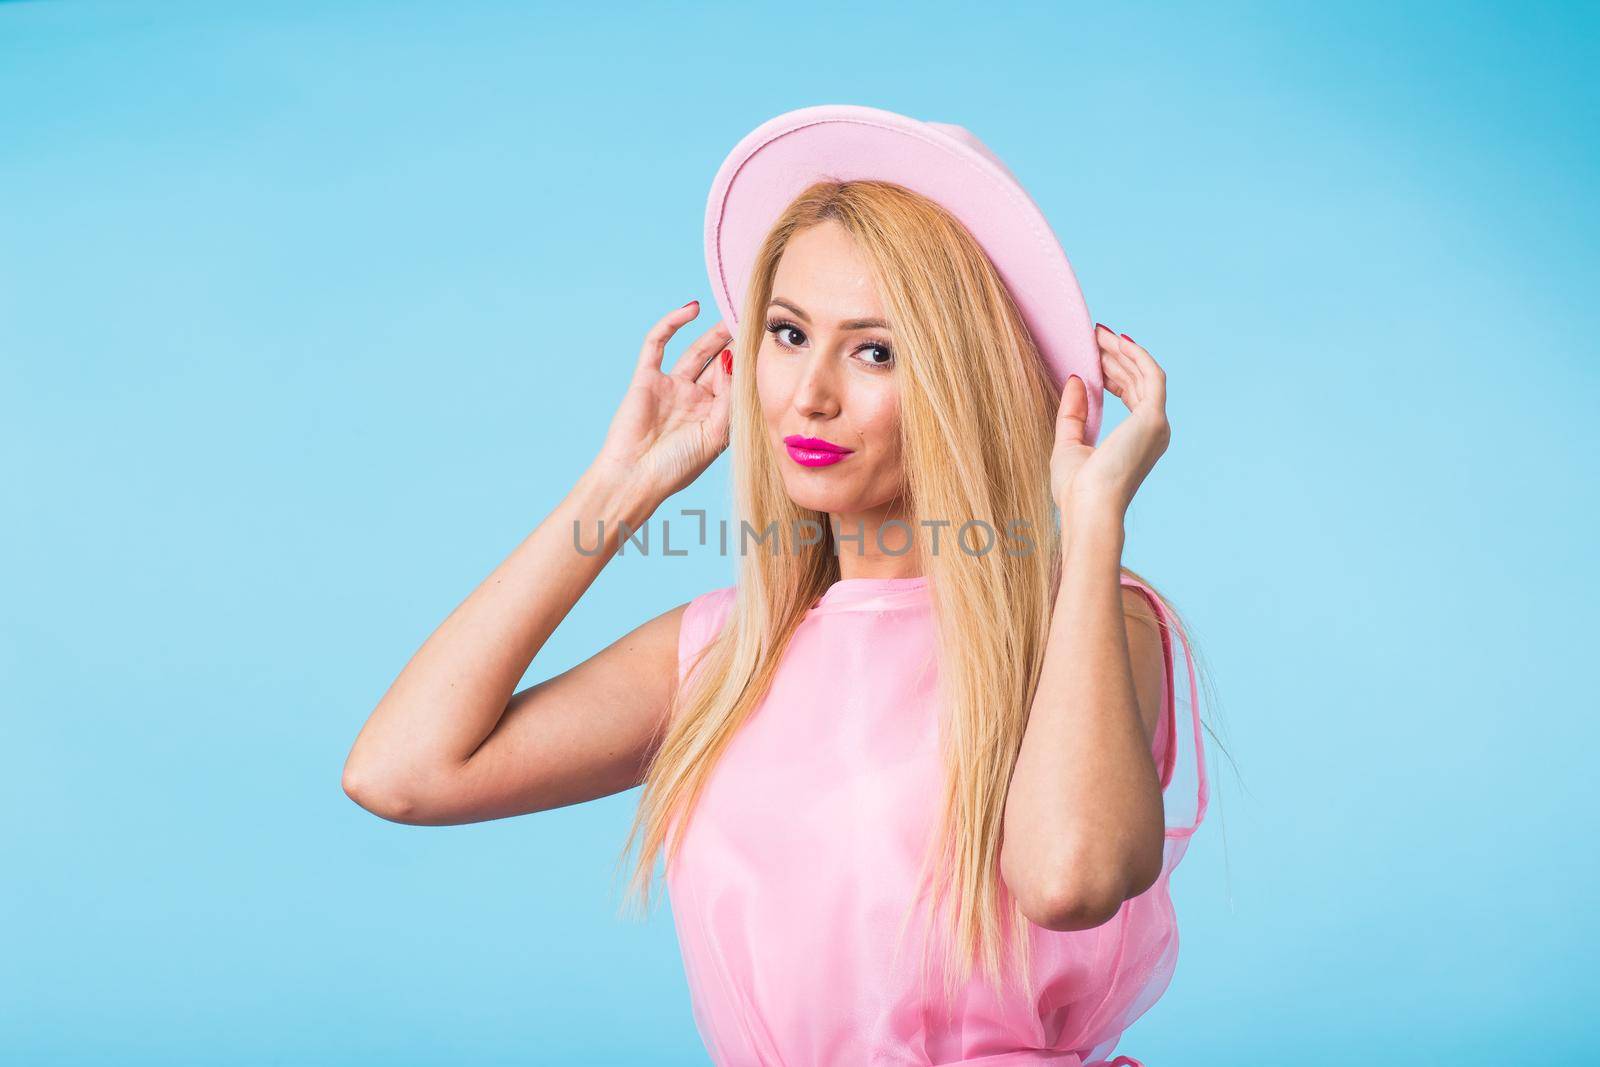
[859,344,894,368]
[766,321,806,348]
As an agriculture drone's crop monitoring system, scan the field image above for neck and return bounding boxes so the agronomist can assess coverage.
[827,506,926,581]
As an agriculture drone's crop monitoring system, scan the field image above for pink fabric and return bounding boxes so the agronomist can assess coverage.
[666,575,1208,1065]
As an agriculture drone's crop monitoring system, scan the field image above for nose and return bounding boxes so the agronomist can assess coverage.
[790,345,841,420]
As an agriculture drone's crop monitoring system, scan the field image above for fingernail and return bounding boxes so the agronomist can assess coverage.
[1067,373,1081,387]
[682,299,699,308]
[721,348,733,376]
[1094,322,1110,335]
[1120,332,1134,344]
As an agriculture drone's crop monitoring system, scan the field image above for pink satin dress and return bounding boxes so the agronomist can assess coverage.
[665,574,1210,1066]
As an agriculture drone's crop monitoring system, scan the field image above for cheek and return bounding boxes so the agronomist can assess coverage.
[852,387,901,449]
[755,353,789,425]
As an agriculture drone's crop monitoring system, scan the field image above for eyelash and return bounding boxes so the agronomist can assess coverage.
[764,317,895,369]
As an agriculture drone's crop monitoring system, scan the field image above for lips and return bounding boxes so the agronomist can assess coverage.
[783,434,854,468]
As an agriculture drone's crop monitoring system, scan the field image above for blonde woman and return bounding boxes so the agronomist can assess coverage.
[343,106,1212,1066]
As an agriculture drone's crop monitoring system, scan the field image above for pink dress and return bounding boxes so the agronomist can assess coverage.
[666,574,1210,1066]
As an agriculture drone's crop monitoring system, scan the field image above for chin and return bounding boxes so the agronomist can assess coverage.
[780,480,856,515]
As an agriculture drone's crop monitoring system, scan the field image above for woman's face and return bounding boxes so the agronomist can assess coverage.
[756,220,905,522]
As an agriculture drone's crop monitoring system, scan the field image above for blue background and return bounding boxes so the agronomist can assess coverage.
[4,1,1596,1062]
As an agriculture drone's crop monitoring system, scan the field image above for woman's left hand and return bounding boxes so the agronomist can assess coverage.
[1050,324,1172,520]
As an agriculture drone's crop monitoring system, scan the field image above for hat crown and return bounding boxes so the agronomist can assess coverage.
[922,120,1021,183]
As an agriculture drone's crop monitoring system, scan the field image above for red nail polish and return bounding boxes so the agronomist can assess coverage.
[721,348,733,375]
[1094,322,1110,335]
[682,299,698,308]
[1120,332,1134,344]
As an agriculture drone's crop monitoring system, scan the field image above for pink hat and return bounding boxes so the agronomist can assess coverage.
[703,103,1105,445]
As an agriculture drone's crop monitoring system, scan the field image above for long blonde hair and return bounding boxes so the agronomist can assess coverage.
[617,179,1214,1007]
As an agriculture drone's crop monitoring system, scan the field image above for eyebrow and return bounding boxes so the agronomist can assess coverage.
[768,297,891,332]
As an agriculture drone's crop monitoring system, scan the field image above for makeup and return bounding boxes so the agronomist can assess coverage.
[783,434,853,468]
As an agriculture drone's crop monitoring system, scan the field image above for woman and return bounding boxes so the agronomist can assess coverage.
[343,106,1211,1066]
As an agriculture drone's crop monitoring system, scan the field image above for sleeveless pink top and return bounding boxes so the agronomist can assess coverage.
[666,574,1209,1066]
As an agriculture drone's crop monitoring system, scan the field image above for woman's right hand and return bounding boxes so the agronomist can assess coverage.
[589,300,734,505]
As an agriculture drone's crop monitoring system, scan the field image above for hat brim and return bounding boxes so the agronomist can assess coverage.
[704,104,1103,445]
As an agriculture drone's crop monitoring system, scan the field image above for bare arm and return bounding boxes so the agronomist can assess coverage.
[1004,323,1175,931]
[1000,513,1167,931]
[340,469,675,825]
[341,300,734,825]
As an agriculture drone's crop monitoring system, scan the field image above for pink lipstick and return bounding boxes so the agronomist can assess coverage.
[784,434,854,468]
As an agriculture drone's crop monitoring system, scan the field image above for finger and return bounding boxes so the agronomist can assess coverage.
[710,355,733,413]
[1102,363,1128,402]
[697,343,733,391]
[1096,327,1136,403]
[1100,337,1139,391]
[686,333,733,385]
[635,301,704,380]
[670,320,734,381]
[1116,332,1167,410]
[1095,324,1135,394]
[1093,321,1121,358]
[1120,335,1171,406]
[1055,373,1089,447]
[1101,344,1139,406]
[690,347,720,384]
[706,381,733,451]
[1101,327,1152,404]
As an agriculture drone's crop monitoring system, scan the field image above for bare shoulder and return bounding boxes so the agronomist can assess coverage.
[590,597,690,678]
[1120,579,1163,625]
